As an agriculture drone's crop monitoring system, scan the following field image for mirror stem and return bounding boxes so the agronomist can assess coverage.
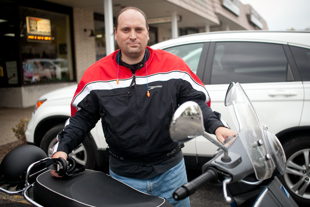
[202,132,231,162]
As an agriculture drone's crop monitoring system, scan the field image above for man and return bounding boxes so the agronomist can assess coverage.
[52,7,235,206]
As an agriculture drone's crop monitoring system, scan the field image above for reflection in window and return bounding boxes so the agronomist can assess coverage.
[211,42,288,84]
[20,7,73,84]
[164,43,204,74]
[290,46,310,81]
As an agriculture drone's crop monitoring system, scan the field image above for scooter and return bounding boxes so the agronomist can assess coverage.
[169,82,298,207]
[0,82,298,206]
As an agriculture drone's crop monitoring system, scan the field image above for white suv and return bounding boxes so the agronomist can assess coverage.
[26,31,310,206]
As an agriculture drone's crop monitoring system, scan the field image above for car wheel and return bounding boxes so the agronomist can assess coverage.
[279,136,310,206]
[40,124,96,169]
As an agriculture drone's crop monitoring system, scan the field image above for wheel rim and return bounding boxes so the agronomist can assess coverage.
[284,148,310,199]
[47,138,88,166]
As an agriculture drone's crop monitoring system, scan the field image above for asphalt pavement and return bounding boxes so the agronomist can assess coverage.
[0,106,228,206]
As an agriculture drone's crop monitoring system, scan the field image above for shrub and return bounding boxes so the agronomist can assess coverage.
[12,118,29,142]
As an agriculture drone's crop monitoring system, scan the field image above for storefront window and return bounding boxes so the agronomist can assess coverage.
[0,2,19,86]
[19,7,74,84]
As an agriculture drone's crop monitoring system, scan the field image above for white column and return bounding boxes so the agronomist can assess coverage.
[104,0,115,55]
[171,11,178,38]
[225,23,230,31]
[205,25,210,33]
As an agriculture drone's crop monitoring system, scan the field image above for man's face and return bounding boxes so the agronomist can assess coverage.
[114,9,149,62]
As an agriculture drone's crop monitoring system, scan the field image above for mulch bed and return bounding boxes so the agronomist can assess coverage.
[0,140,26,163]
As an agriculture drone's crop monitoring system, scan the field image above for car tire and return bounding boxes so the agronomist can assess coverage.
[40,124,96,169]
[279,136,310,206]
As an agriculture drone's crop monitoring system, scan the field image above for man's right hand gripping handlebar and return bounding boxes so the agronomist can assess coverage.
[51,151,68,178]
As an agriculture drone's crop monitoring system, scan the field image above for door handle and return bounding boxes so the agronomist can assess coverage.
[268,90,297,97]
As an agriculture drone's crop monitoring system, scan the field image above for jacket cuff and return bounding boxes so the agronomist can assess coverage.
[208,120,226,134]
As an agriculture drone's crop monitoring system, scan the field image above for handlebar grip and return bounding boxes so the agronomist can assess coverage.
[55,157,67,176]
[173,168,217,200]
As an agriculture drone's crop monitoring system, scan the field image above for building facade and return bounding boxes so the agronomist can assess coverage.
[0,0,267,108]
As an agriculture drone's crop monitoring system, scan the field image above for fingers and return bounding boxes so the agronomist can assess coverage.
[50,151,68,178]
[215,127,237,143]
[52,151,68,160]
[50,169,63,178]
[217,135,225,144]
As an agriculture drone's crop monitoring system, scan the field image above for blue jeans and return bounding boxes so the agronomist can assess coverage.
[109,159,191,207]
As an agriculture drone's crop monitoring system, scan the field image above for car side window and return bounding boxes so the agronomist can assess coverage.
[210,42,289,84]
[290,46,310,81]
[42,62,56,70]
[163,43,204,74]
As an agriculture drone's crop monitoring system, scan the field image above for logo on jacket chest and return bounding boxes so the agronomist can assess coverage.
[148,85,163,91]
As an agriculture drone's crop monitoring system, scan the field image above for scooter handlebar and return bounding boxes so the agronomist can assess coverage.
[173,168,218,201]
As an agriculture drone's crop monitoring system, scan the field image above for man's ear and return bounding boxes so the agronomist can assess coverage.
[114,27,117,41]
[147,27,150,41]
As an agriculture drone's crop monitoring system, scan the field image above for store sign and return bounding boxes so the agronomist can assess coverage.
[249,8,263,29]
[26,16,52,42]
[27,35,52,41]
[222,0,240,16]
[148,16,181,24]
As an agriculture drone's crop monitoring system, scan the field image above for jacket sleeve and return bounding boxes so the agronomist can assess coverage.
[178,79,225,135]
[56,91,100,154]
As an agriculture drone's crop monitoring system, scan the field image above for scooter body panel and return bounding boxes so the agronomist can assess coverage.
[253,177,298,207]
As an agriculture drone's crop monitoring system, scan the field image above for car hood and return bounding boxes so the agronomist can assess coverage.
[39,84,77,101]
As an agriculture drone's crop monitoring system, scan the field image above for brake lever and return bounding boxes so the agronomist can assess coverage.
[223,177,232,203]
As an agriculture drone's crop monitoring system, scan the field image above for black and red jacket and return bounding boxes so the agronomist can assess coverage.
[56,47,224,164]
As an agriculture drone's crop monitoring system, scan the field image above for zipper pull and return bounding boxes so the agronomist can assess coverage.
[116,78,119,84]
[147,91,150,97]
[130,73,136,87]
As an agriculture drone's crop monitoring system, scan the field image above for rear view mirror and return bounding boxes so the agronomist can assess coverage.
[169,101,205,143]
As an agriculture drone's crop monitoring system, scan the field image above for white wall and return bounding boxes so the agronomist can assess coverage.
[73,7,97,82]
[0,83,75,108]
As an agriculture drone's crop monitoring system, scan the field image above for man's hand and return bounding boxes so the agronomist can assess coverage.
[50,151,68,178]
[215,127,236,144]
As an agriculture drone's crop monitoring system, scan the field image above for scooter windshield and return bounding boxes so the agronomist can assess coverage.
[224,82,276,180]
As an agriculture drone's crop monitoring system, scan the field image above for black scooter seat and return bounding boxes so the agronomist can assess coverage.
[34,169,173,207]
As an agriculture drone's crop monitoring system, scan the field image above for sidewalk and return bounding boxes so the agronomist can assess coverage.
[0,107,34,146]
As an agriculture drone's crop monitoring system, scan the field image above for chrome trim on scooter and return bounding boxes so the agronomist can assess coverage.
[23,184,44,207]
[240,178,264,185]
[0,186,24,195]
[253,188,268,207]
[223,177,232,203]
[25,157,50,186]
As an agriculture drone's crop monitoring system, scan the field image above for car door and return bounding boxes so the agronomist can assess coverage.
[290,45,310,126]
[197,41,304,158]
[163,42,211,158]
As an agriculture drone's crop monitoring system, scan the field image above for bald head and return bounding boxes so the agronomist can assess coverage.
[115,7,148,30]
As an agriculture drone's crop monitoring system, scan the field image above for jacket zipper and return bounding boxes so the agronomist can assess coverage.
[131,70,146,164]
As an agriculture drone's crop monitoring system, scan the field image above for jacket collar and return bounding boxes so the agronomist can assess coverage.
[115,48,150,72]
